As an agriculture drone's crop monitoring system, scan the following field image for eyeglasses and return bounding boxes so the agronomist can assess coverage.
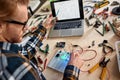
[5,20,28,29]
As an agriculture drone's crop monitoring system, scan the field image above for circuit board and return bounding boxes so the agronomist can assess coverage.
[47,50,70,73]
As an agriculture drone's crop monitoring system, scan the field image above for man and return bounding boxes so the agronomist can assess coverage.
[0,0,84,80]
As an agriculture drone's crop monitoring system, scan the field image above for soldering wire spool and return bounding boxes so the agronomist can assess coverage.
[112,6,120,15]
[112,19,120,37]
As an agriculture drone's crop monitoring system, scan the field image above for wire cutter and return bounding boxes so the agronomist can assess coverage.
[88,57,110,80]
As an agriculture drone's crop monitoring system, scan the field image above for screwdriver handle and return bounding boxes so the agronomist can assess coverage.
[88,63,100,73]
[100,67,107,80]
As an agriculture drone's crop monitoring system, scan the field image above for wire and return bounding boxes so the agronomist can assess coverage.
[80,69,89,72]
[64,42,97,61]
[43,58,47,70]
[71,45,84,54]
[82,49,97,61]
[80,49,97,72]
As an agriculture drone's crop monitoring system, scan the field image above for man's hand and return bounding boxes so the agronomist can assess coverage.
[68,51,84,69]
[42,14,57,29]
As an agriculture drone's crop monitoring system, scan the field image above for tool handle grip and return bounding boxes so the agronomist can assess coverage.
[100,67,107,80]
[88,63,99,73]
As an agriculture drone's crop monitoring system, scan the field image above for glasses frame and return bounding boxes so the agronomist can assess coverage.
[5,20,28,29]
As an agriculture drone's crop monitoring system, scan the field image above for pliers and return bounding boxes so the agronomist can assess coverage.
[88,57,110,80]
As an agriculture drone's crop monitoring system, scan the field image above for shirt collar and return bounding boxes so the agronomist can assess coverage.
[0,42,21,53]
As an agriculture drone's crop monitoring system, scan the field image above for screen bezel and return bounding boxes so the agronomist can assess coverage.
[50,0,84,22]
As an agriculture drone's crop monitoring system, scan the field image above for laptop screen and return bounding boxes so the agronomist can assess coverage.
[51,0,84,22]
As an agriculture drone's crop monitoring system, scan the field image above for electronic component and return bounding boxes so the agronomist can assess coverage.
[39,44,49,54]
[94,0,110,8]
[47,50,70,73]
[56,42,65,48]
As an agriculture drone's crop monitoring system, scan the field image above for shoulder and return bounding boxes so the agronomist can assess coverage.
[0,53,40,80]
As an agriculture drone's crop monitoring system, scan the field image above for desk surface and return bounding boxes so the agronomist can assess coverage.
[28,0,120,80]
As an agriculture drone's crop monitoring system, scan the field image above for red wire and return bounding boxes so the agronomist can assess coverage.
[43,58,47,70]
[80,49,97,72]
[82,49,97,61]
[37,56,43,64]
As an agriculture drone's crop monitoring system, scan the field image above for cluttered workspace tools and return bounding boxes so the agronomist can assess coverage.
[112,2,120,15]
[89,57,110,80]
[47,42,98,73]
[108,18,120,37]
[94,0,110,9]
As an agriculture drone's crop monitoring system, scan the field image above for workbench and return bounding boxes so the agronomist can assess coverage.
[27,0,120,80]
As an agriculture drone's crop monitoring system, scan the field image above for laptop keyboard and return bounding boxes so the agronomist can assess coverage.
[54,21,82,30]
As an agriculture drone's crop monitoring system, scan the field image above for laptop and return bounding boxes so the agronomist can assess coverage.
[48,0,84,37]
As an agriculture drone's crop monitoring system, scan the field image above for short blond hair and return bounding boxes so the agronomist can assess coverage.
[0,0,29,20]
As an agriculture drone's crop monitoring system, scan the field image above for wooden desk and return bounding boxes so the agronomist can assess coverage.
[28,0,120,80]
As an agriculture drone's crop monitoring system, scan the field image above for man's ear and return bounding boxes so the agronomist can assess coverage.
[0,22,3,34]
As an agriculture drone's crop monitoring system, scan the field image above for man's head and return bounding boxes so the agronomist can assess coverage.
[0,0,29,43]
